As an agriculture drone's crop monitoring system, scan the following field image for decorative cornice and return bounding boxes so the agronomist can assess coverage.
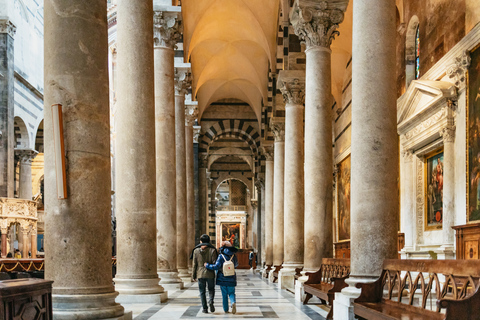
[153,11,182,49]
[15,149,38,165]
[0,20,16,38]
[185,104,198,126]
[279,78,305,106]
[446,50,471,89]
[290,0,346,49]
[270,118,285,142]
[174,67,191,96]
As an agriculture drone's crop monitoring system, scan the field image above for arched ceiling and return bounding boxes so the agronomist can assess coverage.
[181,0,280,123]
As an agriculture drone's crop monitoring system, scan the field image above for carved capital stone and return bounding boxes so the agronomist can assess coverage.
[447,50,471,88]
[290,0,347,49]
[193,126,201,144]
[15,149,38,165]
[174,66,191,96]
[185,103,198,126]
[0,20,16,38]
[270,118,285,142]
[199,154,208,168]
[263,146,274,161]
[153,11,182,49]
[440,126,456,143]
[277,70,306,106]
[255,178,265,190]
[401,149,414,162]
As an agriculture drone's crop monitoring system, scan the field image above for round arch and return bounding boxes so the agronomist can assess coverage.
[14,116,30,148]
[405,15,420,89]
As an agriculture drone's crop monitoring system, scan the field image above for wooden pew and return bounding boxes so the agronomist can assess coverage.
[353,259,480,320]
[303,258,350,319]
[263,264,272,278]
[271,265,282,283]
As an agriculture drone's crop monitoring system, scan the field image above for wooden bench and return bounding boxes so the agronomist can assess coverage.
[353,259,480,320]
[271,265,282,283]
[303,258,350,319]
[263,264,272,278]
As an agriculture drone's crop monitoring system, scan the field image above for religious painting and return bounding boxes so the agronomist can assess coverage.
[336,155,351,242]
[424,150,443,230]
[222,223,240,248]
[467,44,480,222]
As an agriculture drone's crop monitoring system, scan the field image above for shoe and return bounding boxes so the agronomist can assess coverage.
[202,309,208,314]
[232,303,236,314]
[209,302,215,313]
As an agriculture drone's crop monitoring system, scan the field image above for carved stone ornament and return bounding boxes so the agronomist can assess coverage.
[401,149,413,162]
[440,126,456,143]
[153,11,182,49]
[185,104,198,126]
[446,50,471,88]
[174,69,191,96]
[199,154,208,168]
[15,149,39,165]
[290,1,345,49]
[279,78,305,106]
[193,126,201,144]
[0,20,16,38]
[250,199,258,210]
[270,119,285,142]
[255,178,265,190]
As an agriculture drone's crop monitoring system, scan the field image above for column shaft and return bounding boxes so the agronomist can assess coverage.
[283,104,305,270]
[264,158,274,266]
[400,151,415,251]
[154,46,181,287]
[186,124,195,271]
[350,0,398,279]
[22,228,28,258]
[1,233,6,258]
[175,94,189,279]
[442,134,455,246]
[115,0,163,300]
[44,0,126,317]
[19,161,33,199]
[272,141,285,266]
[31,229,37,258]
[304,47,333,271]
[198,164,207,236]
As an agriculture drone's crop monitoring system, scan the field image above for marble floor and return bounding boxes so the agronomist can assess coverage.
[123,270,327,320]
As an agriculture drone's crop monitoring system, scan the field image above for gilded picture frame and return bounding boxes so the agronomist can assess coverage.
[424,149,444,231]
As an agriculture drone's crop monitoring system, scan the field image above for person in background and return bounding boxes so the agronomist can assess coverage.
[205,241,239,314]
[14,249,21,259]
[6,252,12,258]
[191,234,218,314]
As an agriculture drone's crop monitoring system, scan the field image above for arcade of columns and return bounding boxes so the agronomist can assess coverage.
[40,0,400,318]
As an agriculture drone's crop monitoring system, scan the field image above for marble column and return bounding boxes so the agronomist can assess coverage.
[16,149,38,200]
[277,73,305,291]
[193,126,201,243]
[21,225,29,258]
[44,0,127,317]
[185,103,198,273]
[175,67,191,282]
[153,10,183,290]
[291,0,348,272]
[198,155,208,237]
[31,225,37,258]
[0,20,15,198]
[255,179,264,268]
[270,120,285,281]
[400,150,415,254]
[114,0,165,303]
[1,230,6,258]
[263,148,274,272]
[335,1,398,318]
[440,123,456,255]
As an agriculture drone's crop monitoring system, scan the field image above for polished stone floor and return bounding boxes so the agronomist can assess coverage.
[124,270,327,319]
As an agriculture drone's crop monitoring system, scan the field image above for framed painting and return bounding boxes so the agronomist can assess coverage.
[221,223,240,248]
[468,44,480,222]
[424,149,443,231]
[336,155,351,242]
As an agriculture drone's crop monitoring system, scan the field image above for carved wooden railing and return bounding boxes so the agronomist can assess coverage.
[0,259,44,272]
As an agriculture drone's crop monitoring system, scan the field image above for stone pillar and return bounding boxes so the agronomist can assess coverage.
[198,155,208,237]
[291,0,347,273]
[277,73,305,291]
[16,149,38,200]
[193,126,201,243]
[400,150,415,254]
[271,120,285,270]
[0,20,15,198]
[114,0,164,303]
[44,0,127,317]
[440,123,456,256]
[175,66,191,282]
[185,103,198,273]
[31,226,37,258]
[21,225,29,258]
[335,1,398,318]
[263,148,274,271]
[1,230,6,258]
[255,179,264,269]
[153,10,183,290]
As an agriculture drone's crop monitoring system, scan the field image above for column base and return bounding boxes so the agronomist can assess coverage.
[53,292,129,320]
[278,268,297,291]
[268,269,276,283]
[435,244,455,259]
[158,271,184,290]
[114,277,165,296]
[116,292,167,304]
[294,275,309,302]
[334,277,378,320]
[178,268,191,283]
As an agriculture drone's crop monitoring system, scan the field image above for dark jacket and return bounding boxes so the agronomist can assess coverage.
[192,245,218,280]
[205,246,239,287]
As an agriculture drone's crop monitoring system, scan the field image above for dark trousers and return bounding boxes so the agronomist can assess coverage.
[198,278,215,310]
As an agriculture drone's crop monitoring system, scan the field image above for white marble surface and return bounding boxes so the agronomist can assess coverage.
[122,270,326,319]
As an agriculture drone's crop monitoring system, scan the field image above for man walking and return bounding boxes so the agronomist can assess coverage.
[192,234,218,313]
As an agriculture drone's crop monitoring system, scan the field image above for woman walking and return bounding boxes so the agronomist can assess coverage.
[204,241,239,314]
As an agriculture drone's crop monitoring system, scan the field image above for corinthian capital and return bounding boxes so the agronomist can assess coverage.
[15,148,38,165]
[174,65,192,96]
[0,20,16,38]
[277,70,306,106]
[270,118,285,142]
[153,11,182,49]
[185,103,199,126]
[290,0,348,49]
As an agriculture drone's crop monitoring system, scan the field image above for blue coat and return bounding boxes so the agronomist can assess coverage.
[205,246,239,287]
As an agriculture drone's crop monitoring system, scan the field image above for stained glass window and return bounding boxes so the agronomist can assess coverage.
[415,26,420,79]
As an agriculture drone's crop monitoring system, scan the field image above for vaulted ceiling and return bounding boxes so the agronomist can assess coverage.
[181,0,280,122]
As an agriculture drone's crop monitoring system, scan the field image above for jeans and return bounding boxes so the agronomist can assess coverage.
[198,278,215,310]
[220,286,236,312]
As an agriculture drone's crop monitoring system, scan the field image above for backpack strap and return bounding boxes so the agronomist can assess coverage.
[229,254,234,261]
[221,254,227,262]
